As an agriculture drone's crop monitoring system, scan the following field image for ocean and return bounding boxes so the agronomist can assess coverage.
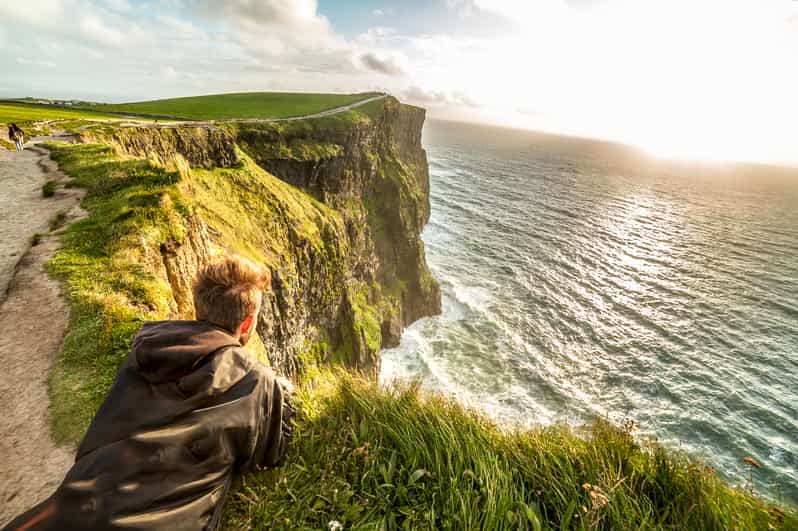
[380,119,798,503]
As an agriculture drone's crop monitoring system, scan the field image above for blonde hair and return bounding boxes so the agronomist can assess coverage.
[193,255,271,333]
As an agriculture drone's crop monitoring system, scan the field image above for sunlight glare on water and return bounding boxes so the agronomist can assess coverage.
[380,120,798,503]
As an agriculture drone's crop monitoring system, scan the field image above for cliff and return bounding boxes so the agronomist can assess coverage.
[232,98,439,359]
[96,98,439,377]
[47,96,440,441]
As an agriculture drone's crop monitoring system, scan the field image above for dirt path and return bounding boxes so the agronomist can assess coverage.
[0,143,85,526]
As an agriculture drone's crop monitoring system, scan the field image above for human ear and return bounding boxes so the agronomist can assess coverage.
[240,313,255,335]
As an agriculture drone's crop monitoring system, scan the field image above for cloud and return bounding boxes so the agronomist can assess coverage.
[402,85,478,107]
[359,51,408,76]
[372,8,394,17]
[356,27,399,45]
[104,0,131,12]
[0,0,65,26]
[17,57,57,69]
[198,0,340,50]
[445,0,568,23]
[79,13,124,47]
[159,65,177,80]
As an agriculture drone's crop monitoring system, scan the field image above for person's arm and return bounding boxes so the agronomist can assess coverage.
[237,369,295,473]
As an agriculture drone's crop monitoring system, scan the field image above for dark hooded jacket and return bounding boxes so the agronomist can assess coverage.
[4,320,293,531]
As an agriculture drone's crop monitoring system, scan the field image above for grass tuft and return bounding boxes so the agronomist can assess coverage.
[49,211,68,231]
[42,179,57,197]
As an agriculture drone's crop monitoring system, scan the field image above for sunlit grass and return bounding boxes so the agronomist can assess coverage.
[222,369,796,530]
[87,92,381,120]
[0,101,120,124]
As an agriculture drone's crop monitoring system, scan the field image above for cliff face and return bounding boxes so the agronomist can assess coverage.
[83,126,240,169]
[236,98,440,339]
[233,98,441,375]
[89,97,440,378]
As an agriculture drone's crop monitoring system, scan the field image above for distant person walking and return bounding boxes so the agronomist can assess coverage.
[8,123,24,151]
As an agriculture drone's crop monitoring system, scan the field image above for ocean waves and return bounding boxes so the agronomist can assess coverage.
[381,121,798,503]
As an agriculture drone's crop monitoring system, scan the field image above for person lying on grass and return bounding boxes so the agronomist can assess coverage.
[4,255,294,531]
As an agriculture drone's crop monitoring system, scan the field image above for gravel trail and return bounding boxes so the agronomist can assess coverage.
[0,142,84,526]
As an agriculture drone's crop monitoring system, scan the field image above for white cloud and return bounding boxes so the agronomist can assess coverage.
[159,65,177,80]
[104,0,131,12]
[79,13,124,47]
[359,52,409,76]
[356,27,399,45]
[402,85,478,107]
[0,0,65,26]
[199,0,341,51]
[17,57,57,69]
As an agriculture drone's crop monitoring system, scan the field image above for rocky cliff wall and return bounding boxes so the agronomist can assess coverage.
[235,98,440,335]
[82,125,239,169]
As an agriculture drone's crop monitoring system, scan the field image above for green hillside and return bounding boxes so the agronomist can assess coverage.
[0,101,120,125]
[87,92,382,120]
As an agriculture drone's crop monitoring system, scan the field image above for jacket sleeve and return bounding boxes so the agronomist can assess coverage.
[237,367,295,473]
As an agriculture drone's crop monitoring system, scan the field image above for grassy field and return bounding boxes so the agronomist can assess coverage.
[0,101,120,125]
[86,92,382,120]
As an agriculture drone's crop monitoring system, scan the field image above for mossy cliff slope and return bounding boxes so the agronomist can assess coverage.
[47,96,439,440]
[84,97,440,377]
[235,98,438,337]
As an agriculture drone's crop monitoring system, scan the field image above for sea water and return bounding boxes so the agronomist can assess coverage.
[380,120,798,502]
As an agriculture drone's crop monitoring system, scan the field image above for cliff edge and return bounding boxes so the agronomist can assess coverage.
[45,96,440,441]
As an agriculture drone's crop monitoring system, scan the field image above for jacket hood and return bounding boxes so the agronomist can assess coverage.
[130,320,240,384]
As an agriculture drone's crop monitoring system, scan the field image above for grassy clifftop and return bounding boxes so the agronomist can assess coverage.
[84,92,381,120]
[0,101,120,124]
[44,141,346,442]
[43,96,435,440]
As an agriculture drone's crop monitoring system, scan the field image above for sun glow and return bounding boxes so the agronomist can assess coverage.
[424,0,798,165]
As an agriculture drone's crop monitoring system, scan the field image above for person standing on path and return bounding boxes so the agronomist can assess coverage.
[3,255,295,531]
[8,124,25,151]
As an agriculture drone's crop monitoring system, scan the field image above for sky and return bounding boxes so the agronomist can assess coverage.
[1,0,797,165]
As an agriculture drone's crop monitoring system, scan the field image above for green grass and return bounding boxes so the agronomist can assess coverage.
[44,142,184,442]
[87,92,381,120]
[42,180,57,197]
[222,370,796,530]
[0,101,120,125]
[42,140,349,441]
